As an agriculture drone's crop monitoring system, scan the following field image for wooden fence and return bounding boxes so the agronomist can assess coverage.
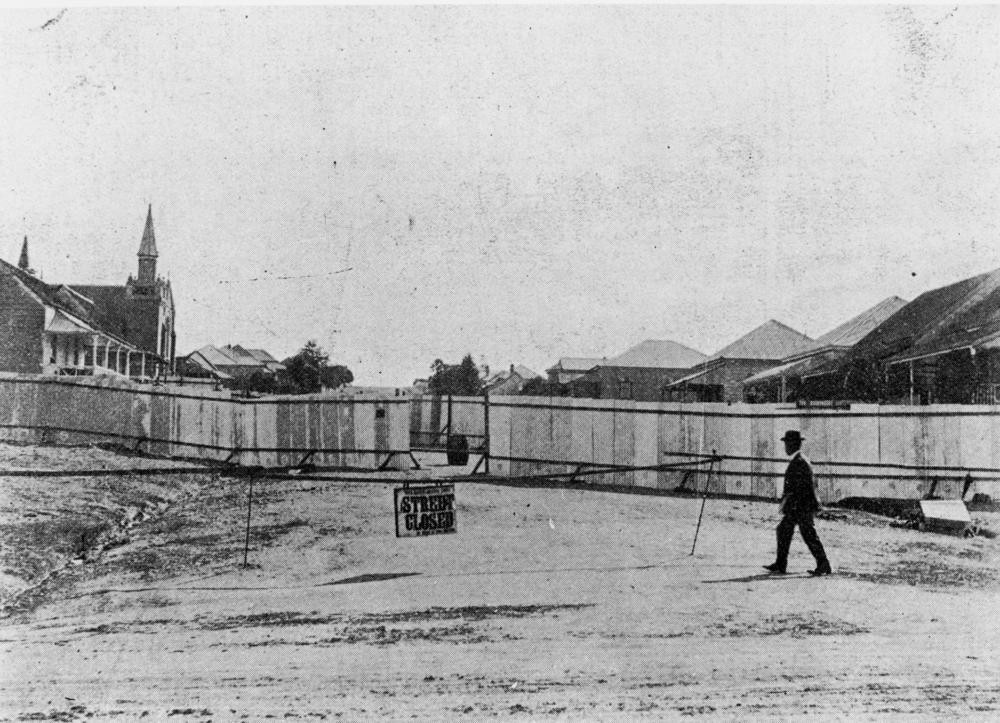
[413,394,1000,502]
[0,374,411,470]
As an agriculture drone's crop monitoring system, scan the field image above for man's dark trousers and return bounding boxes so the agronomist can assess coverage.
[775,511,828,570]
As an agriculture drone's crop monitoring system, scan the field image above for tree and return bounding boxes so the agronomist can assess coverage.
[428,354,484,396]
[321,364,354,390]
[278,340,352,394]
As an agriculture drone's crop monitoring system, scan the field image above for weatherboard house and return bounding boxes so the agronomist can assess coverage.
[567,339,708,401]
[664,320,815,403]
[0,207,175,378]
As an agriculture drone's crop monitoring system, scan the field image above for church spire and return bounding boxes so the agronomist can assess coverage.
[136,204,158,285]
[18,236,34,275]
[138,204,158,258]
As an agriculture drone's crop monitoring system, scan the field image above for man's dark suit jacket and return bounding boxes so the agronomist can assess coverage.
[780,452,820,516]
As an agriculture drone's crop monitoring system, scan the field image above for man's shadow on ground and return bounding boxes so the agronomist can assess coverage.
[702,572,811,584]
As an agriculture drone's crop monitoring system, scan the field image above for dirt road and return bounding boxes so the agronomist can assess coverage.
[1,443,998,719]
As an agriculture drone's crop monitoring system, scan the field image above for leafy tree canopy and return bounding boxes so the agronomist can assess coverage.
[279,340,353,394]
[428,354,484,396]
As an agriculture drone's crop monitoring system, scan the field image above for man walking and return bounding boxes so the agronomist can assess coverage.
[764,430,832,576]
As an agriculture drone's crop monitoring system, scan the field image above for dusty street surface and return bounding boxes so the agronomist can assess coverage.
[1,442,999,720]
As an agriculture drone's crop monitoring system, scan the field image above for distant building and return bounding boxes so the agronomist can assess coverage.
[0,207,175,378]
[814,268,1000,404]
[546,357,606,385]
[665,320,814,402]
[484,364,542,395]
[741,297,908,403]
[568,339,707,400]
[180,344,285,381]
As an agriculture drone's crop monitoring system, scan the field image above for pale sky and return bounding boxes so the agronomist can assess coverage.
[2,6,999,385]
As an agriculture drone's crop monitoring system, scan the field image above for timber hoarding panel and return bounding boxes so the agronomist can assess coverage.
[613,401,636,488]
[352,402,376,469]
[570,403,595,472]
[488,399,512,477]
[0,376,408,470]
[590,402,616,486]
[451,398,484,438]
[633,410,658,489]
[492,396,1000,501]
[552,398,575,479]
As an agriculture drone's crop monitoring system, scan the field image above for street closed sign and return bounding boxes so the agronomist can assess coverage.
[395,484,457,537]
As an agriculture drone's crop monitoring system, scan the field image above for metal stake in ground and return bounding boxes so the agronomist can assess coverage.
[690,451,719,556]
[243,476,254,567]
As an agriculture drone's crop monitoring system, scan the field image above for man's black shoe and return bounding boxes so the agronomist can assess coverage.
[763,563,786,574]
[808,564,832,576]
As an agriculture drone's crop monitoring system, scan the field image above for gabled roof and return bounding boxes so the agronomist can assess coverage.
[709,320,814,361]
[69,285,131,337]
[608,339,707,369]
[487,364,541,385]
[547,357,605,373]
[245,348,280,364]
[191,345,240,368]
[848,267,1000,365]
[187,344,286,372]
[809,296,909,351]
[0,258,138,350]
[244,348,285,371]
[222,344,261,366]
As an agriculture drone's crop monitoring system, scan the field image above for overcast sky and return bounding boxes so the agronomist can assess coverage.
[2,6,998,385]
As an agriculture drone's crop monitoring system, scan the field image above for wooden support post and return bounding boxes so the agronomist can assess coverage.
[378,452,396,471]
[483,387,490,475]
[446,394,453,446]
[909,361,915,406]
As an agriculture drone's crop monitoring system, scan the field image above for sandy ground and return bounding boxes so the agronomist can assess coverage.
[1,442,999,720]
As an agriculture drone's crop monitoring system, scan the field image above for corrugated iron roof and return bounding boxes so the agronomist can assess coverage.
[486,365,542,386]
[810,296,908,350]
[223,344,261,366]
[192,345,240,367]
[245,348,280,364]
[742,351,849,385]
[709,320,814,361]
[608,339,707,368]
[0,258,139,350]
[511,364,541,379]
[849,267,1000,365]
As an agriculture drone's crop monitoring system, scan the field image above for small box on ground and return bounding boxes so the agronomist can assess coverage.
[918,500,972,536]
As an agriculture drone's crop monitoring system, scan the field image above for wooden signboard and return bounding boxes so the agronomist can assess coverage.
[394,484,457,538]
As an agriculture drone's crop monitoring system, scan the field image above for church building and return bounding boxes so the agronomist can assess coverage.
[0,206,176,378]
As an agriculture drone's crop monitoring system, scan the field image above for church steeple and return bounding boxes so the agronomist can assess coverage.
[18,236,33,275]
[137,204,158,285]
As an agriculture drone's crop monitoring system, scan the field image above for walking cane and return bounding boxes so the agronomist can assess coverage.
[690,450,719,556]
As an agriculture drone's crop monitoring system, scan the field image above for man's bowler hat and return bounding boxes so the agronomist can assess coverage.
[781,430,804,443]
